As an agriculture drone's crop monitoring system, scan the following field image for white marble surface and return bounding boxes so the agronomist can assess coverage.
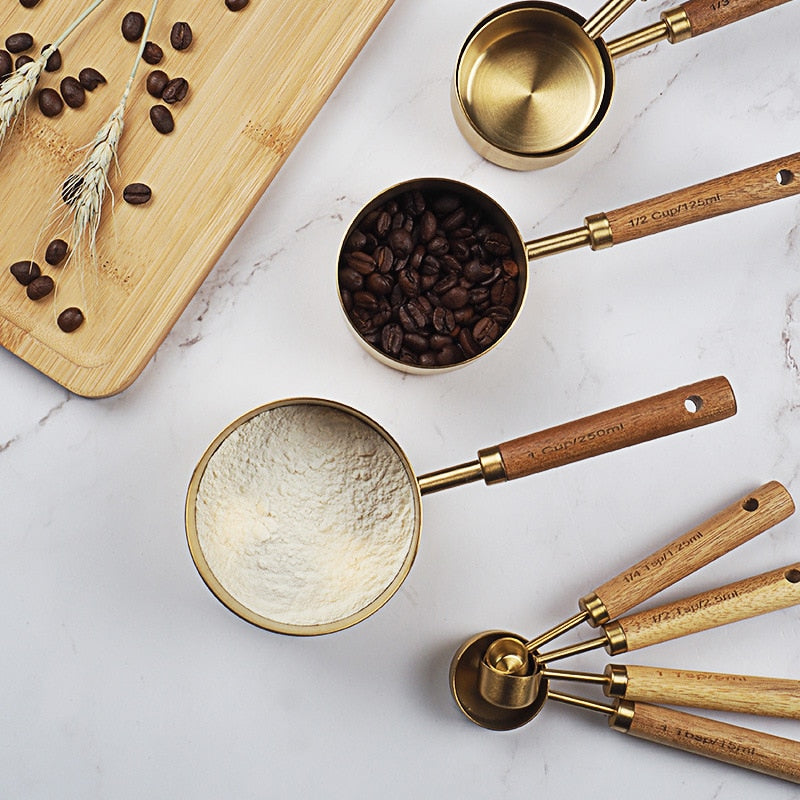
[2,0,800,797]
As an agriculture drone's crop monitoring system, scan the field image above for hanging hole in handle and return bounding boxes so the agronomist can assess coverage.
[684,395,703,413]
[742,497,760,512]
[784,568,800,584]
[776,169,794,186]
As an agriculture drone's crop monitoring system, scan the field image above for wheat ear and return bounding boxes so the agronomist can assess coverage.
[0,0,109,150]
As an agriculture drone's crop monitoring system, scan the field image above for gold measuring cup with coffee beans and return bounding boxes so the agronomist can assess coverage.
[185,376,734,635]
[452,0,791,169]
[337,151,800,372]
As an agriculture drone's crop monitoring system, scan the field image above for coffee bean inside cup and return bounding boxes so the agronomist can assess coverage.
[338,187,521,368]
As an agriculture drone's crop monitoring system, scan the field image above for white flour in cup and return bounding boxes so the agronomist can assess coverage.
[194,403,417,628]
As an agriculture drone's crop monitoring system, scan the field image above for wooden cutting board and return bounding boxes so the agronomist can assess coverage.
[0,0,394,396]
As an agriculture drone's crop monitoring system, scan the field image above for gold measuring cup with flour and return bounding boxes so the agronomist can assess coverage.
[338,152,800,373]
[185,377,735,635]
[452,0,791,169]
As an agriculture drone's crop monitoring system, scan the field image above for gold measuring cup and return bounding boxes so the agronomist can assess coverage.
[451,562,800,724]
[338,152,800,373]
[186,377,734,635]
[453,0,791,169]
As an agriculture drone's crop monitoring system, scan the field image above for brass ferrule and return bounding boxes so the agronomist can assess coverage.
[585,213,613,250]
[477,447,507,485]
[578,591,610,627]
[602,620,628,655]
[662,8,692,43]
[608,699,636,732]
[603,664,629,698]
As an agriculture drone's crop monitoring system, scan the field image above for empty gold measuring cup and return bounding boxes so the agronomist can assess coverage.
[453,0,791,169]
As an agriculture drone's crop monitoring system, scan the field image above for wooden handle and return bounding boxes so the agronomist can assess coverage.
[603,152,800,245]
[612,563,800,652]
[590,482,794,620]
[617,665,800,718]
[494,376,735,481]
[613,702,800,783]
[680,0,792,38]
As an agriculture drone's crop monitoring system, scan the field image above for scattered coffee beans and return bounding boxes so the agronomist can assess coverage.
[60,76,85,108]
[45,239,69,266]
[15,54,34,69]
[225,0,249,9]
[6,33,33,54]
[78,67,106,91]
[146,69,168,97]
[161,76,188,104]
[121,11,145,42]
[142,41,163,65]
[0,50,11,78]
[37,87,63,117]
[26,275,54,300]
[338,187,521,367]
[10,260,40,285]
[122,182,152,205]
[149,104,174,133]
[42,45,61,72]
[57,307,84,332]
[170,21,192,50]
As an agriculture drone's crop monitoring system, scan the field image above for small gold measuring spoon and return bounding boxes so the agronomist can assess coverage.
[540,663,800,718]
[451,562,800,721]
[452,0,792,168]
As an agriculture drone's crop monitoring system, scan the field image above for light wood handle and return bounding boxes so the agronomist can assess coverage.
[613,702,800,783]
[611,564,800,652]
[590,482,794,620]
[603,152,800,245]
[617,665,800,718]
[495,376,736,481]
[680,0,792,38]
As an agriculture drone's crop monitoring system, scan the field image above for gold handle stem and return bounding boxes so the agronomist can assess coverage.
[548,689,615,716]
[525,610,589,652]
[537,634,609,663]
[417,460,484,495]
[583,0,638,40]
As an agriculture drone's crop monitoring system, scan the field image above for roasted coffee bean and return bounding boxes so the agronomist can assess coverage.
[79,67,106,91]
[149,104,174,134]
[6,33,33,54]
[10,260,40,285]
[0,50,12,78]
[57,307,84,332]
[45,239,69,266]
[142,41,163,64]
[27,275,54,300]
[225,0,249,9]
[42,45,61,72]
[473,316,500,347]
[146,69,169,97]
[338,187,522,366]
[15,54,33,69]
[170,21,193,50]
[60,76,85,108]
[38,87,63,117]
[61,174,83,205]
[20,0,42,7]
[121,11,145,41]
[123,182,152,205]
[161,76,188,104]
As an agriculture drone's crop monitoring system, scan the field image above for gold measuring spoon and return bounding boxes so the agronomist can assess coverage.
[338,153,800,372]
[451,562,800,720]
[186,377,734,634]
[453,0,792,168]
[541,663,800,718]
